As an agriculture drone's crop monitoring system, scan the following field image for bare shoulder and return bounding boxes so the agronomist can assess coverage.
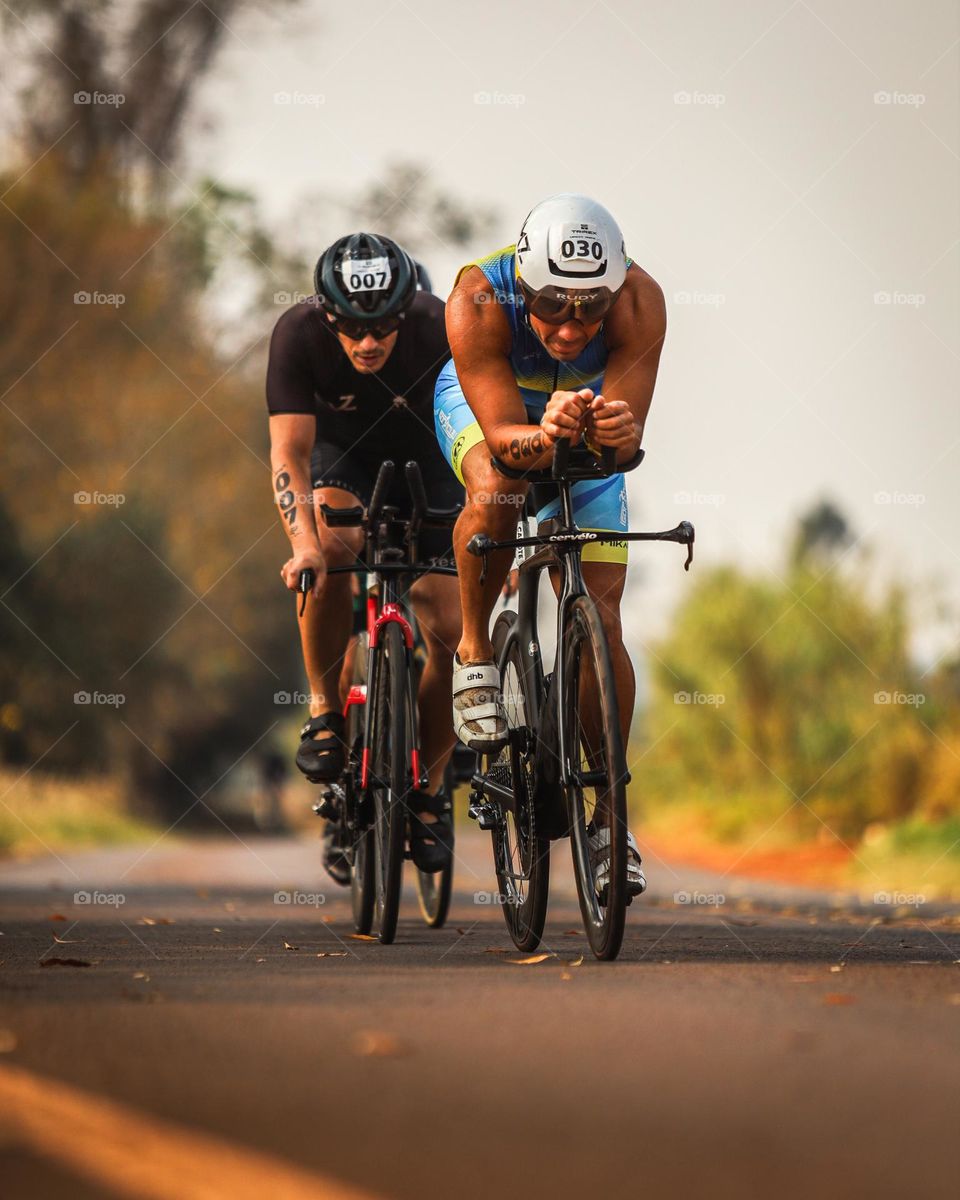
[605,263,666,349]
[446,265,511,361]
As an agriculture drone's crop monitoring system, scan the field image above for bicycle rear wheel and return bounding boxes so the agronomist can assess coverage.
[372,621,409,944]
[489,610,549,952]
[563,595,628,961]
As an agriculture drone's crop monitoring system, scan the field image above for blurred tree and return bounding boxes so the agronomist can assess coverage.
[351,161,496,256]
[638,503,953,842]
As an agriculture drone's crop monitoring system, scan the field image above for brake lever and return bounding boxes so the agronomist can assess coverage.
[298,568,315,616]
[678,521,695,571]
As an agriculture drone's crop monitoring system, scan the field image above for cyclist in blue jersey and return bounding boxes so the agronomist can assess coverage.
[435,194,667,898]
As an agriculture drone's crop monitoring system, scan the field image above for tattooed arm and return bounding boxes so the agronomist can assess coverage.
[268,413,324,595]
[446,267,555,470]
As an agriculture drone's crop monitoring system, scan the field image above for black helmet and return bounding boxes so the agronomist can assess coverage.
[314,232,418,321]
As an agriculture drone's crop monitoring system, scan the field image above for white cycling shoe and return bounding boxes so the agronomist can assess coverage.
[452,656,508,753]
[589,824,647,904]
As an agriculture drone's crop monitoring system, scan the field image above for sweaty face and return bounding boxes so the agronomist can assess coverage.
[528,314,603,361]
[328,317,399,373]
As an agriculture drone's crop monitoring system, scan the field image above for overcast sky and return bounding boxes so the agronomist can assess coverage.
[187,0,958,661]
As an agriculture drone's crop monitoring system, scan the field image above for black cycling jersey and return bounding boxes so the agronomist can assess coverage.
[266,290,451,458]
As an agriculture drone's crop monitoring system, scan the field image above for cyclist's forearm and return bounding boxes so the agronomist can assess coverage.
[271,452,319,548]
[489,422,554,470]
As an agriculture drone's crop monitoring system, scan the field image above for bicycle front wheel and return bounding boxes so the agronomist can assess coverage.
[489,610,550,952]
[562,595,629,961]
[372,621,409,944]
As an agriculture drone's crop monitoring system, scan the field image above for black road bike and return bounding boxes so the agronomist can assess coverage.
[466,440,694,960]
[299,460,467,943]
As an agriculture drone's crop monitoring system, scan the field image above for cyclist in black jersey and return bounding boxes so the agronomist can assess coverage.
[266,233,462,878]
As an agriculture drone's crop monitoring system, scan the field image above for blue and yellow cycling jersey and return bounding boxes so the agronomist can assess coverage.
[434,245,630,563]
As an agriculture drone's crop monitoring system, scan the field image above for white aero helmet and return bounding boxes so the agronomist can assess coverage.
[515,193,627,323]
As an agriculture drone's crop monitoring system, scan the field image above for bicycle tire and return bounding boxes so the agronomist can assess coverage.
[372,620,408,944]
[348,635,375,934]
[562,595,628,961]
[489,610,550,951]
[413,855,452,928]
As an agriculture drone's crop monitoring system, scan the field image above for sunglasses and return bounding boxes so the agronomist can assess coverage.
[327,313,402,340]
[518,278,621,325]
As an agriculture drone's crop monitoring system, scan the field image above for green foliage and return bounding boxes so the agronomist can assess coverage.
[638,525,953,844]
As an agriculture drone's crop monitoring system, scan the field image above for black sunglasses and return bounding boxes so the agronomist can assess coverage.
[518,278,621,325]
[327,313,403,340]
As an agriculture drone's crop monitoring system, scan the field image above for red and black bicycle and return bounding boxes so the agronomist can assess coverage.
[300,460,464,944]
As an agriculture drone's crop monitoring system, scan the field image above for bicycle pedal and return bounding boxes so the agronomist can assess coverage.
[312,791,339,821]
[468,799,499,830]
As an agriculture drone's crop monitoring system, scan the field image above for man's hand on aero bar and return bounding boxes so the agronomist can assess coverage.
[281,546,326,598]
[539,387,593,445]
[584,395,641,458]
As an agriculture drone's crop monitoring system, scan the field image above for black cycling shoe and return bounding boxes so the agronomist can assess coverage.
[322,823,351,887]
[296,712,345,782]
[409,792,454,874]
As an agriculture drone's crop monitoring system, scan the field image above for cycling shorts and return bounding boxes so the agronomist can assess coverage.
[433,359,629,565]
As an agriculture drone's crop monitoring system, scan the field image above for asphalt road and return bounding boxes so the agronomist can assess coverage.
[1,823,958,1200]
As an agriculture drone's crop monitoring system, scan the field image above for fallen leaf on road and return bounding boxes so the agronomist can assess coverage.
[255,958,265,964]
[829,964,844,973]
[349,934,377,942]
[317,952,347,958]
[138,918,157,926]
[351,1031,410,1058]
[282,940,298,951]
[562,930,579,936]
[132,971,150,981]
[52,933,79,944]
[0,1029,17,1052]
[157,917,174,925]
[560,971,572,981]
[212,928,222,935]
[566,955,584,968]
[824,993,857,1006]
[40,957,91,968]
[47,914,67,922]
[506,953,553,965]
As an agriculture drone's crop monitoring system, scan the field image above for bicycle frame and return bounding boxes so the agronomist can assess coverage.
[468,445,694,840]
